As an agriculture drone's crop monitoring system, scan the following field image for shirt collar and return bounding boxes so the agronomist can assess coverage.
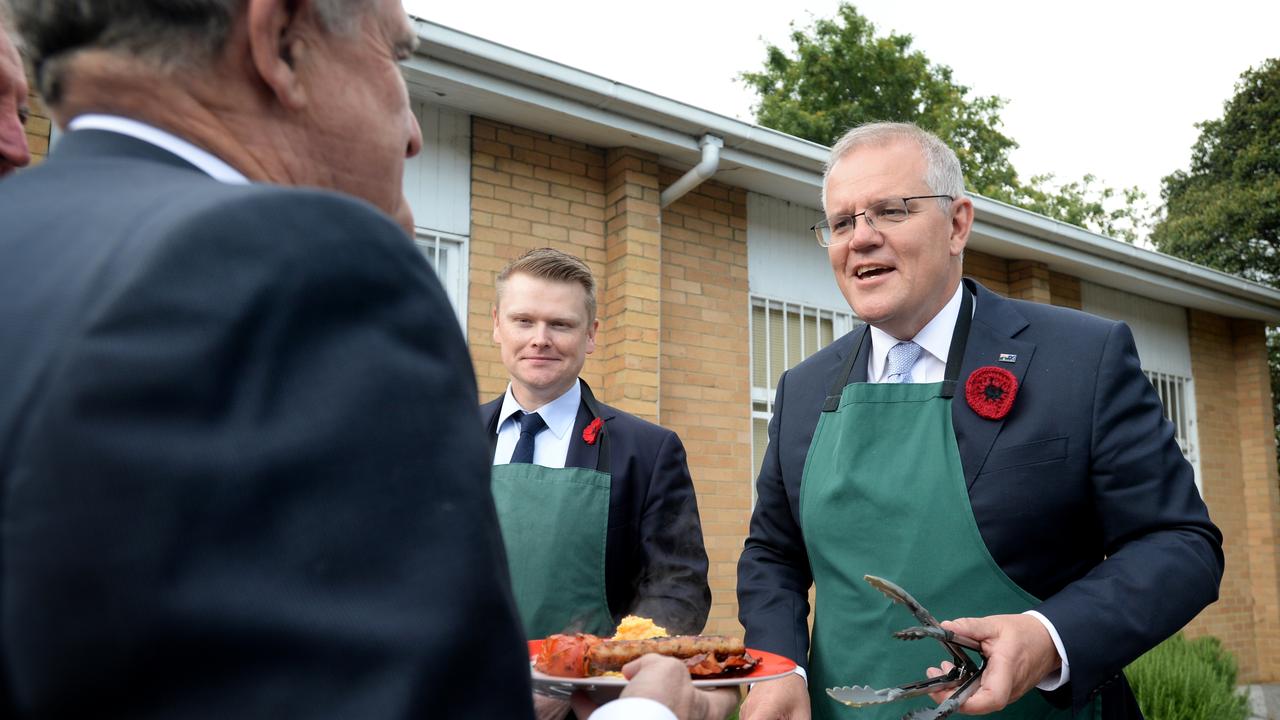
[67,114,250,185]
[868,282,967,371]
[497,379,582,440]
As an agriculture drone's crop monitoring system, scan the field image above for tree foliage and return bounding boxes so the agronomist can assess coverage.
[1151,58,1280,463]
[1151,58,1280,281]
[741,3,1149,241]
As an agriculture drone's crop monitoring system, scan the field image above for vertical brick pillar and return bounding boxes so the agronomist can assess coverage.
[1007,260,1052,304]
[1185,311,1280,684]
[1049,271,1082,310]
[601,148,662,421]
[1231,319,1280,682]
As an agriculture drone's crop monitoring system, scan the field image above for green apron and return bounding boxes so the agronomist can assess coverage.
[490,382,614,640]
[799,290,1096,719]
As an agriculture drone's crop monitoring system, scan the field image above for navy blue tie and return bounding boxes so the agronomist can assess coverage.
[510,411,547,464]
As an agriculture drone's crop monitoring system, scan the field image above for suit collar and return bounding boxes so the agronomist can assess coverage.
[52,128,208,177]
[483,382,615,472]
[66,115,248,184]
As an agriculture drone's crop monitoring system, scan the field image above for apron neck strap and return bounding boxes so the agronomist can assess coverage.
[940,286,973,398]
[578,380,611,475]
[821,283,973,409]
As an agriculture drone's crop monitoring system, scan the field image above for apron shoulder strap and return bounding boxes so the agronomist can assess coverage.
[939,286,974,398]
[823,324,869,412]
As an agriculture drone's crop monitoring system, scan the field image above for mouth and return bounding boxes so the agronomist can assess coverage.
[854,264,895,281]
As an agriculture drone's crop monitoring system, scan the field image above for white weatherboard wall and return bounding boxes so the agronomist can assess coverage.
[404,101,471,237]
[1082,281,1201,488]
[1081,282,1193,377]
[747,193,849,311]
[403,101,470,327]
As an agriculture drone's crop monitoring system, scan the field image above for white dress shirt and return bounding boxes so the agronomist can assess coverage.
[67,114,249,184]
[865,282,1070,691]
[492,379,581,466]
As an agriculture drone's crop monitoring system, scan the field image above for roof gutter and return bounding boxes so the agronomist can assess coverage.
[404,17,1280,324]
[661,135,723,208]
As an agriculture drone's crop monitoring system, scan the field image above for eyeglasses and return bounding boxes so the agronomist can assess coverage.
[812,195,954,247]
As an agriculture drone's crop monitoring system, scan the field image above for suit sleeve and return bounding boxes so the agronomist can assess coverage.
[4,192,534,719]
[630,430,712,635]
[736,369,814,669]
[1035,321,1224,712]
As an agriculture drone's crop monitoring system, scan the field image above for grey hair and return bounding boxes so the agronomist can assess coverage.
[0,0,18,53]
[11,0,365,104]
[821,122,966,211]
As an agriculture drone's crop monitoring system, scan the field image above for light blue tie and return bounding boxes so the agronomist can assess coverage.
[885,341,922,384]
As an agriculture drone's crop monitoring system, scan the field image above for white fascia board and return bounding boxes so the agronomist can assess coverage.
[406,17,1280,324]
[971,196,1280,322]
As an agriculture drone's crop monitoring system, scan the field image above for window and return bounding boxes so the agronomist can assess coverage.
[750,296,856,488]
[413,231,468,328]
[1144,370,1201,488]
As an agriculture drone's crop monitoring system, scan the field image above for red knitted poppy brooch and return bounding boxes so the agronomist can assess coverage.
[583,417,604,445]
[965,366,1018,420]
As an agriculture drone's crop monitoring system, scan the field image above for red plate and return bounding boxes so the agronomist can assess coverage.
[528,639,798,688]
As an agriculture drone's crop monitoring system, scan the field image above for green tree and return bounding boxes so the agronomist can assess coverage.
[1150,58,1280,463]
[1151,59,1280,280]
[741,3,1149,240]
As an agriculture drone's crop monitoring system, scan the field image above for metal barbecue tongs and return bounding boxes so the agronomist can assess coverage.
[826,575,987,720]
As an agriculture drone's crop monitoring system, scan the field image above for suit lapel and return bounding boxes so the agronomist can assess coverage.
[952,280,1036,489]
[566,400,615,471]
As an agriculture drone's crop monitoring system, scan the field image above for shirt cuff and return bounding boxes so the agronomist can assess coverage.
[591,697,677,720]
[1024,610,1070,691]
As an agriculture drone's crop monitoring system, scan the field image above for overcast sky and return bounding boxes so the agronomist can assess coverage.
[403,0,1278,217]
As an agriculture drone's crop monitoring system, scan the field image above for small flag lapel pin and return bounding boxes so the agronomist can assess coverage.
[998,353,1017,363]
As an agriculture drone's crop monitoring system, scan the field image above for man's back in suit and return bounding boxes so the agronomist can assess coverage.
[1,1,535,716]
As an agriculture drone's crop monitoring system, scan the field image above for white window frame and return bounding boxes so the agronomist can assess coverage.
[413,230,469,330]
[1143,370,1203,493]
[749,294,856,501]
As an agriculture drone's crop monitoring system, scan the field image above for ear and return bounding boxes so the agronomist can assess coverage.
[492,305,502,344]
[245,0,309,110]
[585,318,599,355]
[948,197,974,258]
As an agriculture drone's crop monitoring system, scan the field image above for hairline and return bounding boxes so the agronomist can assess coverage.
[495,250,598,325]
[821,122,966,213]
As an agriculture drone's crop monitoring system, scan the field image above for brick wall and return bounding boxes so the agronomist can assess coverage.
[964,249,1009,295]
[658,171,752,636]
[467,119,608,401]
[24,84,47,165]
[1184,312,1280,683]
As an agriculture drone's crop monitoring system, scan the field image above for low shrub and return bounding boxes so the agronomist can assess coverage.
[1125,633,1249,720]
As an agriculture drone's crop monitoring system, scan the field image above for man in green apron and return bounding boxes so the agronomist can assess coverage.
[736,123,1222,720]
[482,248,711,641]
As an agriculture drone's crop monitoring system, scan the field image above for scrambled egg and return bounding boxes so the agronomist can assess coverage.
[611,615,669,641]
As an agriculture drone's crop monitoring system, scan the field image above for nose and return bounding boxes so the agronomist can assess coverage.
[404,109,423,159]
[529,323,553,347]
[846,215,882,252]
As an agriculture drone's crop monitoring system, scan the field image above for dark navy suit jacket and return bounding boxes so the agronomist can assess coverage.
[482,389,712,634]
[737,279,1223,717]
[0,130,534,718]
